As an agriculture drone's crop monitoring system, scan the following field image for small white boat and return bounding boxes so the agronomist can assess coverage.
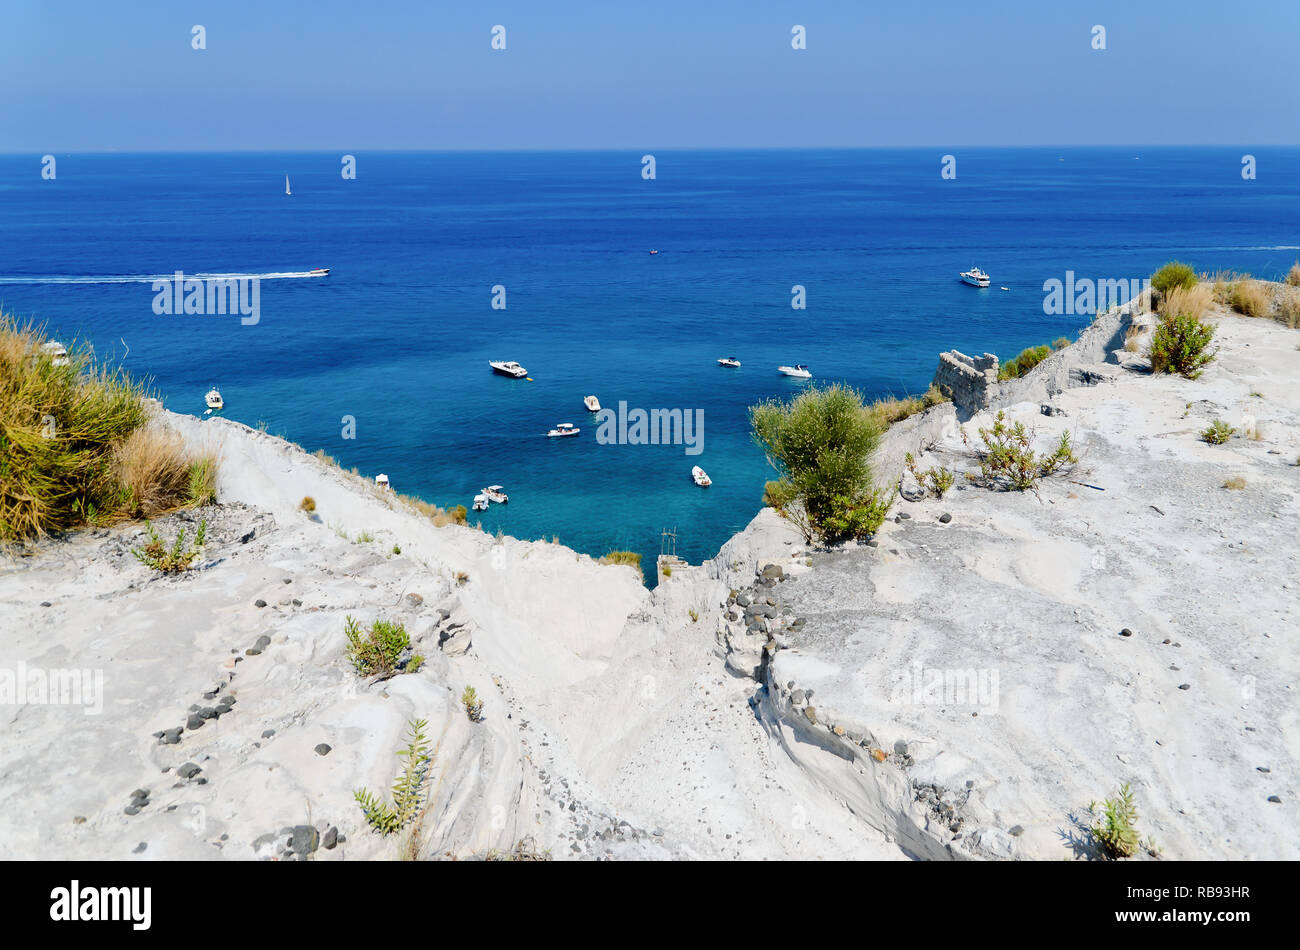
[490,360,529,379]
[960,266,991,288]
[777,364,811,379]
[584,395,601,412]
[547,423,580,438]
[649,249,659,255]
[309,267,330,276]
[472,494,490,511]
[1000,286,1010,292]
[483,485,509,504]
[205,387,224,410]
[40,341,70,367]
[285,174,291,196]
[717,357,741,368]
[375,473,391,491]
[691,465,712,487]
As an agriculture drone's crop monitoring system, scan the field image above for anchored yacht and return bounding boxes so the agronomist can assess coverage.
[960,266,991,288]
[777,364,811,379]
[490,360,528,378]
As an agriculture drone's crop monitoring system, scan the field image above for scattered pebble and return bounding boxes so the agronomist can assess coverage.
[315,743,332,756]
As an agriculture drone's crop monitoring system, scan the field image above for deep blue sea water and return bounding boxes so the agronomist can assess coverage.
[3,148,1298,581]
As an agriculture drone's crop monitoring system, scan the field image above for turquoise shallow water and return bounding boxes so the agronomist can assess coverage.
[2,148,1298,581]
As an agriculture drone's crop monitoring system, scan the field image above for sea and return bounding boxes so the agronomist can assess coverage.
[3,147,1298,583]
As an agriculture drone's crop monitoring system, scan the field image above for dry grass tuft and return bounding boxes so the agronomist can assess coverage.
[1287,261,1300,287]
[1226,279,1272,318]
[865,386,948,428]
[112,427,215,518]
[1158,282,1213,320]
[1223,476,1247,491]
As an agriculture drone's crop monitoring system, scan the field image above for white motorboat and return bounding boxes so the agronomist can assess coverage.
[490,360,529,378]
[547,423,580,438]
[691,465,712,487]
[285,174,291,196]
[309,267,330,276]
[205,387,224,410]
[40,341,70,367]
[717,357,741,368]
[375,473,391,491]
[483,485,509,504]
[584,395,601,412]
[960,266,991,287]
[777,364,811,379]
[472,494,490,511]
[1000,286,1010,292]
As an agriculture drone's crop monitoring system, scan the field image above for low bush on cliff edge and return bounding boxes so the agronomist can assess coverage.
[0,313,216,543]
[971,411,1077,491]
[751,383,893,544]
[1151,261,1198,298]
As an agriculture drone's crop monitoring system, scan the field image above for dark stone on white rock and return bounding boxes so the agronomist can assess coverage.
[1178,683,1191,690]
[262,729,275,738]
[217,695,235,708]
[132,842,147,853]
[1268,795,1282,803]
[1009,824,1024,836]
[186,714,205,730]
[291,598,302,607]
[240,529,256,544]
[254,598,267,608]
[314,743,332,756]
[897,512,912,520]
[790,689,806,705]
[760,564,784,580]
[40,601,52,607]
[177,762,201,780]
[246,634,271,655]
[893,740,909,755]
[198,706,219,720]
[322,826,339,849]
[131,789,149,801]
[1257,766,1270,773]
[736,592,751,607]
[290,825,320,854]
[939,513,952,524]
[159,727,183,745]
[1120,628,1133,637]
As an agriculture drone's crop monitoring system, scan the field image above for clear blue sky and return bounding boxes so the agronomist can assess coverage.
[3,0,1296,150]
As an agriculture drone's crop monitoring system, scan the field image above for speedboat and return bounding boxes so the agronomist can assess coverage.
[649,249,659,255]
[691,465,712,487]
[472,494,490,511]
[309,267,330,276]
[717,357,741,368]
[547,423,580,438]
[490,360,529,378]
[584,395,601,412]
[40,341,70,367]
[777,364,811,379]
[483,485,509,504]
[375,474,391,491]
[205,387,224,410]
[1000,286,1010,292]
[960,266,991,288]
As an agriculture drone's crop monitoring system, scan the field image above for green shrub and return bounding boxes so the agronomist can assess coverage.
[1151,261,1198,297]
[1148,311,1216,378]
[354,718,432,835]
[132,518,207,573]
[1089,783,1140,859]
[751,383,892,543]
[461,686,484,722]
[344,615,411,677]
[998,344,1052,381]
[906,453,955,498]
[1200,420,1235,444]
[974,412,1077,491]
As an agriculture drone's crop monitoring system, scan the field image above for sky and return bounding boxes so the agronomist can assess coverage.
[2,0,1297,151]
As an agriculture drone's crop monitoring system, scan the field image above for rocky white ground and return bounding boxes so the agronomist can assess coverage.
[1,305,1295,860]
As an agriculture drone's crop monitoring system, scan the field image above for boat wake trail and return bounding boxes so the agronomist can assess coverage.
[0,271,327,285]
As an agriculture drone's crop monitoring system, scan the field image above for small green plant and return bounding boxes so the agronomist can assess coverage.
[1148,311,1217,379]
[1200,420,1235,444]
[998,344,1053,381]
[132,518,207,573]
[344,615,412,677]
[905,453,955,498]
[299,496,316,512]
[391,543,401,555]
[661,564,672,577]
[974,412,1077,491]
[819,488,894,540]
[688,608,699,622]
[461,686,484,722]
[1151,261,1197,297]
[354,718,432,836]
[355,530,374,543]
[1089,783,1141,859]
[407,654,423,673]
